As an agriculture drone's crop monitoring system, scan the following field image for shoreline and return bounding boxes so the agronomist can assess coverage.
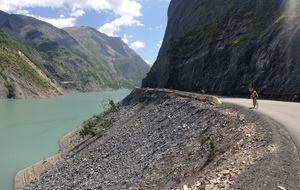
[13,89,132,190]
[13,90,300,189]
[14,124,84,190]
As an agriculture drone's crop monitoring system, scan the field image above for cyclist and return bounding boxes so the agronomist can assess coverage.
[250,88,259,108]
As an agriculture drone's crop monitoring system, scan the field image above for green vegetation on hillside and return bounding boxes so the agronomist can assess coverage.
[25,29,43,40]
[36,38,59,56]
[107,78,137,90]
[5,83,15,98]
[24,30,138,90]
[80,99,117,138]
[1,16,148,95]
[230,0,292,45]
[168,0,288,54]
[63,27,148,89]
[0,30,53,90]
[28,34,62,59]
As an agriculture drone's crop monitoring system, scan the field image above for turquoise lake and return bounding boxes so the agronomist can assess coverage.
[0,90,131,190]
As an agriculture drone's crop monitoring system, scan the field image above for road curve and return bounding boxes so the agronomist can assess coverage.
[220,97,300,154]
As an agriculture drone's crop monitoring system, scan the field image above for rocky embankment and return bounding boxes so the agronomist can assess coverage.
[19,89,300,189]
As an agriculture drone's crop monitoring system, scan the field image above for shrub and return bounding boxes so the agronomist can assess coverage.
[79,108,116,138]
[5,83,16,99]
[101,98,118,113]
[108,99,118,112]
[208,136,216,161]
[79,120,103,138]
[209,136,216,153]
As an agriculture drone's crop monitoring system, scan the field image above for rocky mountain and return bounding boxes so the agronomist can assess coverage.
[142,0,300,101]
[0,30,62,98]
[64,27,150,86]
[0,10,150,98]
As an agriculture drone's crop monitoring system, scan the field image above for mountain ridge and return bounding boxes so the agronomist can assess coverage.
[0,10,150,98]
[0,30,62,98]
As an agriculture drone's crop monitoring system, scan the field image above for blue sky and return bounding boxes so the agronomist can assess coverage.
[0,0,171,65]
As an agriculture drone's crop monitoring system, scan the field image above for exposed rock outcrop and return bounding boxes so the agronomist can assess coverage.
[143,0,300,101]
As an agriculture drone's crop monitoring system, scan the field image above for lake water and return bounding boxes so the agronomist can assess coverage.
[0,90,131,190]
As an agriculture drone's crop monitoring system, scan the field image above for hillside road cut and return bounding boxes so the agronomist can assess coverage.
[220,97,300,154]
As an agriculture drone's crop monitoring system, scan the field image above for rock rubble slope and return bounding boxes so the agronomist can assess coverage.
[22,90,300,189]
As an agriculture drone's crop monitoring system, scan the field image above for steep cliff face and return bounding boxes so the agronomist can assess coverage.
[143,0,300,101]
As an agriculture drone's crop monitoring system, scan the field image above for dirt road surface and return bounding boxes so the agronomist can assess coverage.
[221,97,300,154]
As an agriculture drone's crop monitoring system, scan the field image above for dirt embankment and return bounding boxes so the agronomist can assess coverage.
[18,89,300,190]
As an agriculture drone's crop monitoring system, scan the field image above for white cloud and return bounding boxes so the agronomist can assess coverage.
[124,34,133,39]
[149,25,162,31]
[99,22,119,36]
[98,0,143,36]
[14,9,30,15]
[99,14,143,36]
[37,16,77,28]
[0,1,61,12]
[144,60,152,66]
[130,41,145,50]
[157,40,162,48]
[0,0,143,33]
[122,38,129,44]
[122,34,133,44]
[70,9,85,17]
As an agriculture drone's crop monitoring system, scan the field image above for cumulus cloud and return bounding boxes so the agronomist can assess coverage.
[98,1,143,36]
[38,16,77,28]
[99,14,143,36]
[70,9,85,17]
[0,0,143,33]
[130,41,145,50]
